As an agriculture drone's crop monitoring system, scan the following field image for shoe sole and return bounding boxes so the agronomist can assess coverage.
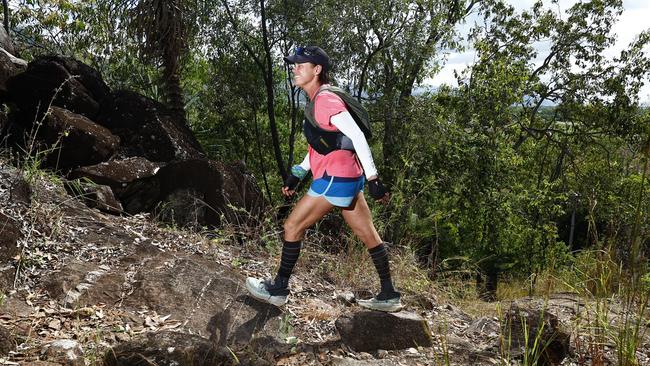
[245,278,287,306]
[357,300,404,312]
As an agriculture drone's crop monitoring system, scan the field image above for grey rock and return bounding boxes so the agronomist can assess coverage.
[42,339,84,366]
[103,331,232,366]
[64,180,123,214]
[96,89,204,162]
[335,310,433,352]
[467,316,500,336]
[336,291,356,305]
[0,28,16,57]
[7,56,109,122]
[69,157,163,189]
[38,107,120,170]
[502,304,570,365]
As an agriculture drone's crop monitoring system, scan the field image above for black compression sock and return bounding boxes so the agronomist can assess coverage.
[368,243,399,297]
[277,240,302,279]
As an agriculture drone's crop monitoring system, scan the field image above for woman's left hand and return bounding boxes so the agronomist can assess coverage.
[368,178,389,203]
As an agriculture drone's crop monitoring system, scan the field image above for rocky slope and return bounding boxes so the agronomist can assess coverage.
[2,161,648,365]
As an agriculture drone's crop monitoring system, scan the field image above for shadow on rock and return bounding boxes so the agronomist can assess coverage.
[224,295,283,346]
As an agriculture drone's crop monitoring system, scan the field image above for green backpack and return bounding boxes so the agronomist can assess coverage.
[303,85,371,155]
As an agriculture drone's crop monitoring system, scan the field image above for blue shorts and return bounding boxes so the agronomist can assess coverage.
[307,174,365,207]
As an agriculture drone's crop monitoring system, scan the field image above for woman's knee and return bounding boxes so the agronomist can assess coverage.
[283,218,304,238]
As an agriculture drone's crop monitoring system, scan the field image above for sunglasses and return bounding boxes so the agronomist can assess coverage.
[295,46,315,57]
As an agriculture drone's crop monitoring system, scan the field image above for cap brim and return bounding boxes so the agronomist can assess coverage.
[284,54,311,64]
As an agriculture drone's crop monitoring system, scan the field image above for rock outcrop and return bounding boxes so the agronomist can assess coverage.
[7,56,109,121]
[96,90,204,162]
[1,55,266,227]
[38,107,120,170]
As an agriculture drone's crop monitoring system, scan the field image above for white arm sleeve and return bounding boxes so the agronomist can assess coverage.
[298,152,310,171]
[331,111,378,179]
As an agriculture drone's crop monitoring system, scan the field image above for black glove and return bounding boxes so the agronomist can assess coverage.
[284,174,300,190]
[368,178,388,200]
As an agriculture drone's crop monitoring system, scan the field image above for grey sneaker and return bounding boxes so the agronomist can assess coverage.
[245,277,289,306]
[358,294,404,312]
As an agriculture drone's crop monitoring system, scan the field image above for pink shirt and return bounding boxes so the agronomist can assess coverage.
[308,86,364,179]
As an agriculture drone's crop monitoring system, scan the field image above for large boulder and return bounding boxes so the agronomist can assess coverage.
[335,311,433,352]
[0,50,24,101]
[37,107,120,170]
[0,212,21,292]
[96,90,204,162]
[72,158,265,228]
[6,56,110,122]
[502,304,570,365]
[210,160,267,219]
[41,56,111,105]
[69,157,163,190]
[0,27,16,56]
[117,159,265,228]
[103,331,233,366]
[64,180,123,214]
[41,339,84,366]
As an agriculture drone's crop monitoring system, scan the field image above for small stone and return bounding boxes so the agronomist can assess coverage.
[43,339,83,366]
[377,349,388,359]
[115,332,130,342]
[359,352,373,359]
[48,319,61,330]
[407,347,418,354]
[336,291,355,305]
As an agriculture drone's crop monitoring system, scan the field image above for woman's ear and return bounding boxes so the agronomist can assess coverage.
[314,64,322,76]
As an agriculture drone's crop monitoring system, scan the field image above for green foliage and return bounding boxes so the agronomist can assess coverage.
[7,0,650,298]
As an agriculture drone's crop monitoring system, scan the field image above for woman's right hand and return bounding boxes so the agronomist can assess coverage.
[282,174,300,196]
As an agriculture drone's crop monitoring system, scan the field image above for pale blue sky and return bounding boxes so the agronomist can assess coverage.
[428,0,650,104]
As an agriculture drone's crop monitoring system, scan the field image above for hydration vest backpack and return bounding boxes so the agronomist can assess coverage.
[303,85,371,155]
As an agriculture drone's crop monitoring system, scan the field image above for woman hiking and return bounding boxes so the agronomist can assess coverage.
[245,46,402,312]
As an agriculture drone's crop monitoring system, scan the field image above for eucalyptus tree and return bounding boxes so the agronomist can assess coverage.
[454,0,650,299]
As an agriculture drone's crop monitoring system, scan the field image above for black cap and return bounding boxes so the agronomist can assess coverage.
[284,46,331,71]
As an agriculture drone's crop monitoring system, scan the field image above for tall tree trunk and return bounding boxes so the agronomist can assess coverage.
[285,65,300,172]
[2,0,8,32]
[253,109,272,202]
[260,0,286,180]
[164,66,187,128]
